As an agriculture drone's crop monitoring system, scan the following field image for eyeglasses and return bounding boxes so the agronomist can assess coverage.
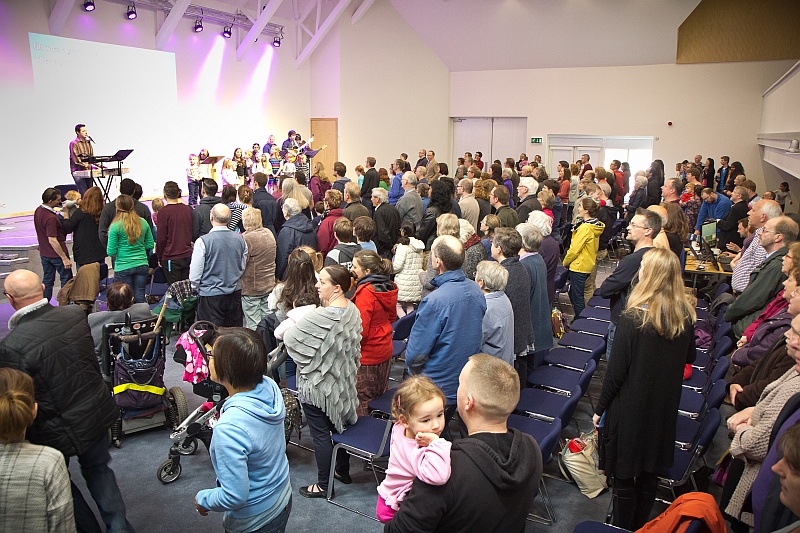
[628,222,645,229]
[762,228,779,235]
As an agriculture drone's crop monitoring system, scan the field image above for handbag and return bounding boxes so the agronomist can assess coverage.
[552,307,566,338]
[558,430,607,498]
[712,449,732,487]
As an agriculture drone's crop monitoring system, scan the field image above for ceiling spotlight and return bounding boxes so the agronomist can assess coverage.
[83,0,95,11]
[126,4,137,20]
[193,18,203,33]
[222,25,232,39]
[272,36,281,48]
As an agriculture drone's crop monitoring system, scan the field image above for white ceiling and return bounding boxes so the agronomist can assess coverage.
[208,0,703,70]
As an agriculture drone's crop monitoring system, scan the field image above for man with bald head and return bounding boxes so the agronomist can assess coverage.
[0,269,133,532]
[386,354,542,532]
[190,203,248,326]
[405,235,487,411]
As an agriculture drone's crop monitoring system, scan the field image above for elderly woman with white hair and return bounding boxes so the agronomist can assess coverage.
[625,174,649,222]
[241,207,277,329]
[459,218,487,280]
[276,197,318,280]
[516,223,554,368]
[527,210,560,304]
[475,260,514,365]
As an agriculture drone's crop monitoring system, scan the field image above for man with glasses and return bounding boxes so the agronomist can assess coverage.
[730,199,783,293]
[599,209,660,359]
[395,171,422,226]
[726,216,799,337]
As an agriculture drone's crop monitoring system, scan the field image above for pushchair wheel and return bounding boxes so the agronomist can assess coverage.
[167,386,189,430]
[178,437,198,456]
[157,459,181,484]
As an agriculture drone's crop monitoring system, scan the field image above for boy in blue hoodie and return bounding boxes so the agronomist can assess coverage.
[195,329,292,533]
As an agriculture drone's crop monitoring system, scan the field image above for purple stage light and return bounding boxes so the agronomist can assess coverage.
[83,0,95,12]
[126,4,137,19]
[222,25,232,39]
[272,36,281,48]
[194,18,204,33]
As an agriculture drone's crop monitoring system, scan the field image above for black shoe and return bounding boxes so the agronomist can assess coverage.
[299,484,331,498]
[334,471,352,484]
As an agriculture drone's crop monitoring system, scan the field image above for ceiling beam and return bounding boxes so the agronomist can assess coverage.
[49,0,77,36]
[351,0,375,25]
[236,0,285,61]
[155,0,191,51]
[295,0,353,68]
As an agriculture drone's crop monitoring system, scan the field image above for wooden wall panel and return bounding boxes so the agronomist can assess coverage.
[677,0,800,64]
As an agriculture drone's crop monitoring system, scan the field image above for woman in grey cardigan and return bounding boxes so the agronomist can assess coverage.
[284,264,362,499]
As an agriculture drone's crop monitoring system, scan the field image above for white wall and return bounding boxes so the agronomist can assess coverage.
[451,61,794,191]
[337,0,450,172]
[761,61,800,135]
[0,0,310,215]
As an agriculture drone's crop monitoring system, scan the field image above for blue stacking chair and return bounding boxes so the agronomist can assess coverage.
[326,416,392,519]
[516,385,582,430]
[679,363,728,420]
[577,306,612,322]
[528,359,596,398]
[587,295,610,309]
[554,266,570,309]
[391,311,416,360]
[683,336,733,391]
[507,415,562,525]
[570,318,610,339]
[693,320,732,370]
[573,521,630,532]
[544,347,597,371]
[558,333,606,361]
[367,387,396,418]
[696,282,731,311]
[657,409,721,502]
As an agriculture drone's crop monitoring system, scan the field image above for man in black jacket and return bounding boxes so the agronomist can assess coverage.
[192,178,222,241]
[252,172,278,237]
[361,156,381,213]
[599,208,659,359]
[0,269,132,533]
[718,185,750,252]
[385,353,542,533]
[371,188,400,259]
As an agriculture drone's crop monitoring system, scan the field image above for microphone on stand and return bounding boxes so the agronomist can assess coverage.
[87,135,95,143]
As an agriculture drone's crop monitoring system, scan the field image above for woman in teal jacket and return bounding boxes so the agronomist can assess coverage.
[195,328,292,533]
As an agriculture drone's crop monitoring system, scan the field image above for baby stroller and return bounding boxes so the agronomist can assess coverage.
[156,321,298,484]
[103,313,185,448]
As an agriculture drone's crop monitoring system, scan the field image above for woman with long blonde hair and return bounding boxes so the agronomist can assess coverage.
[107,195,154,303]
[592,247,696,530]
[309,161,331,204]
[281,178,310,211]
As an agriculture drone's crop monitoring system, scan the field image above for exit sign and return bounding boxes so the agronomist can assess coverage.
[531,137,542,144]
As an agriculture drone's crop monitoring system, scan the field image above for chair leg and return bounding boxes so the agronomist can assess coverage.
[527,477,556,525]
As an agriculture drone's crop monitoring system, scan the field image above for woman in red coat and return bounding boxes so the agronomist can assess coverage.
[350,249,399,415]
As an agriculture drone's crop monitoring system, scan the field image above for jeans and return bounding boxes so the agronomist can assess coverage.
[41,255,73,302]
[568,271,589,318]
[188,180,201,207]
[68,434,135,533]
[242,294,270,330]
[225,498,292,533]
[113,264,149,303]
[302,402,350,491]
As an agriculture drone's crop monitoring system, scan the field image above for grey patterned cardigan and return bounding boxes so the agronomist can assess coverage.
[284,301,362,433]
[726,367,800,526]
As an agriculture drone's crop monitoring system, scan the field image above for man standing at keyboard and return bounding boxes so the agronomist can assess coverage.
[69,123,94,193]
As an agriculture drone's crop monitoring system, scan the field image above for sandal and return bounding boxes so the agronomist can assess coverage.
[299,484,330,499]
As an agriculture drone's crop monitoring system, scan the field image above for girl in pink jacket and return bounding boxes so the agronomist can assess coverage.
[376,377,452,523]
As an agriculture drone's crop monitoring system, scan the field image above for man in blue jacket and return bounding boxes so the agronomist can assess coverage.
[387,159,405,205]
[405,235,487,411]
[695,188,733,233]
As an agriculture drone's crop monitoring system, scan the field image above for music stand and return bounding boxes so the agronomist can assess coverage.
[83,149,134,202]
[200,155,222,181]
